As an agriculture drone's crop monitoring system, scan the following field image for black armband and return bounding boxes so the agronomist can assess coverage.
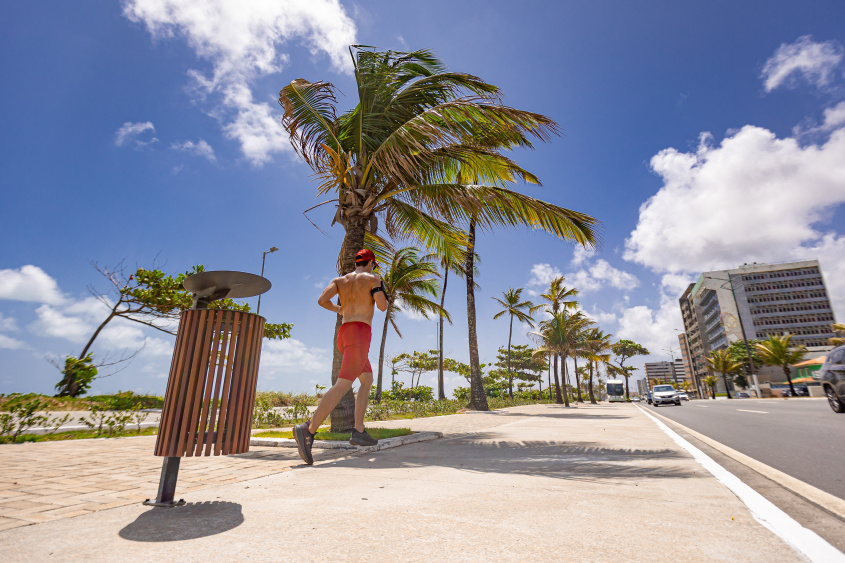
[370,281,386,296]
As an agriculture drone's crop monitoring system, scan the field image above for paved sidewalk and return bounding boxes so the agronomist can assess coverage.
[1,403,805,561]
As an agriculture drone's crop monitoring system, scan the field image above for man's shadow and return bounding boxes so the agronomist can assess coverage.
[119,501,243,542]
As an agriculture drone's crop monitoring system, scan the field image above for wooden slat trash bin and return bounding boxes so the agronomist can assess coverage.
[144,271,270,508]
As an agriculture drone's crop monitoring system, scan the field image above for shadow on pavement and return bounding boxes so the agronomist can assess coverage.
[119,501,243,542]
[321,434,698,483]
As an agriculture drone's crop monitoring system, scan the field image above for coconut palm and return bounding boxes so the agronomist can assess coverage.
[529,276,579,402]
[829,323,845,346]
[280,48,598,425]
[374,247,450,402]
[531,310,592,406]
[703,375,718,399]
[584,328,612,404]
[705,349,742,399]
[570,321,598,403]
[755,334,807,397]
[492,288,535,398]
[434,248,477,400]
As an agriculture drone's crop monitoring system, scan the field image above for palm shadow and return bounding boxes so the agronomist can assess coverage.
[119,501,243,542]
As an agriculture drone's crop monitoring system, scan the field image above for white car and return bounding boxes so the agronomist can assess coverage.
[678,392,689,401]
[652,385,682,406]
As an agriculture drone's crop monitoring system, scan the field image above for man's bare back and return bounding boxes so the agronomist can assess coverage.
[318,270,388,325]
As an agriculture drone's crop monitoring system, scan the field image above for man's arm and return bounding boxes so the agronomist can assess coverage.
[317,279,342,314]
[371,276,388,312]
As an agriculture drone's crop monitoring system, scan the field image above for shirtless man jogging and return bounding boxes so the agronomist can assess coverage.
[293,248,388,465]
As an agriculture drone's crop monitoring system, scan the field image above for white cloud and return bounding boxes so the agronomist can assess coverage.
[123,0,357,165]
[30,304,93,343]
[822,101,845,130]
[0,334,26,350]
[761,35,843,93]
[624,125,845,277]
[114,121,158,147]
[0,313,18,332]
[0,266,65,305]
[171,138,217,162]
[571,245,596,267]
[399,307,432,322]
[260,338,330,374]
[526,255,638,297]
[615,278,684,358]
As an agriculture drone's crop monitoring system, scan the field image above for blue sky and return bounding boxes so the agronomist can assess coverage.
[2,1,845,398]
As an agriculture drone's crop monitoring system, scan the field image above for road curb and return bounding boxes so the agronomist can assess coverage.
[250,431,442,452]
[645,406,845,520]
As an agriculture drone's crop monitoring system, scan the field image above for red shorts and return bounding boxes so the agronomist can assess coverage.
[337,322,373,381]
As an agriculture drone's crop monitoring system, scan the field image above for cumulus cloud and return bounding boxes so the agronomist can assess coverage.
[114,121,158,147]
[0,266,65,305]
[527,252,638,297]
[171,139,217,162]
[260,338,331,374]
[0,313,18,332]
[571,245,596,267]
[30,304,93,343]
[123,0,357,165]
[0,334,26,350]
[624,126,845,276]
[761,35,843,93]
[615,275,688,357]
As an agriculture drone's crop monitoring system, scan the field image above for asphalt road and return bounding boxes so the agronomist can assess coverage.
[646,397,845,501]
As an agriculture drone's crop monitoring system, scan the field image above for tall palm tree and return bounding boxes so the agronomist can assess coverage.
[434,247,477,400]
[755,334,807,397]
[280,48,598,426]
[705,349,742,399]
[570,321,597,403]
[531,310,592,406]
[530,276,579,403]
[374,247,450,402]
[492,288,535,398]
[585,328,612,405]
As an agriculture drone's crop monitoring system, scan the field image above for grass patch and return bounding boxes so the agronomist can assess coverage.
[1,427,160,444]
[254,427,412,441]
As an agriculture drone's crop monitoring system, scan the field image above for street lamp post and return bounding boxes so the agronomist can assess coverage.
[257,246,278,315]
[675,328,704,399]
[663,346,682,389]
[705,275,757,397]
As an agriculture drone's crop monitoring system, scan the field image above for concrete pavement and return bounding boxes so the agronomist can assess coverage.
[0,403,820,561]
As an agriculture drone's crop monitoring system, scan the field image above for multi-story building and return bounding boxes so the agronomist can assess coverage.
[645,360,689,389]
[678,259,836,391]
[677,332,696,394]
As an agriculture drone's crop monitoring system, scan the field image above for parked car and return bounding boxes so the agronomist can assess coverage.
[652,384,681,407]
[819,344,845,413]
[735,392,750,399]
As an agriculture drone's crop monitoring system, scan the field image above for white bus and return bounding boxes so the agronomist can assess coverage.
[607,379,625,402]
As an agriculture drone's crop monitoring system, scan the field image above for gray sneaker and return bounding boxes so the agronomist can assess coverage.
[350,429,378,447]
[293,422,315,465]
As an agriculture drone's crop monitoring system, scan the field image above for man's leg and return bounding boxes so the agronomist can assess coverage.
[308,378,353,434]
[354,371,373,433]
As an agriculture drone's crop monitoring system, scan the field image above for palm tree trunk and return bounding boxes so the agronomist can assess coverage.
[562,354,570,407]
[438,269,448,400]
[548,361,552,401]
[330,218,367,431]
[722,371,733,399]
[588,360,597,404]
[375,304,392,403]
[507,314,514,399]
[574,355,583,403]
[784,365,796,397]
[552,354,563,404]
[465,219,488,411]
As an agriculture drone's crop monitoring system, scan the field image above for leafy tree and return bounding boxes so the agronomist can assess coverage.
[281,47,597,422]
[58,263,292,397]
[610,339,650,400]
[373,247,449,402]
[829,322,845,346]
[392,350,439,396]
[492,288,535,398]
[705,349,742,399]
[755,334,807,397]
[726,339,761,388]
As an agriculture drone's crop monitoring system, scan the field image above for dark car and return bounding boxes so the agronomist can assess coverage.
[819,344,845,413]
[735,392,750,398]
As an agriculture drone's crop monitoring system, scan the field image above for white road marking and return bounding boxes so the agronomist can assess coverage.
[737,409,769,414]
[694,404,709,407]
[637,405,845,563]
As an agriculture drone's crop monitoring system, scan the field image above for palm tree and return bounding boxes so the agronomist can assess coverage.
[374,247,450,402]
[531,310,592,406]
[570,321,597,402]
[584,328,612,404]
[703,375,718,399]
[829,323,845,346]
[705,349,742,399]
[492,288,535,398]
[434,248,477,400]
[280,48,598,426]
[755,334,807,397]
[530,276,579,403]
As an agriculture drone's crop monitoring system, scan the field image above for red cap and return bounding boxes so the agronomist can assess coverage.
[355,249,376,263]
